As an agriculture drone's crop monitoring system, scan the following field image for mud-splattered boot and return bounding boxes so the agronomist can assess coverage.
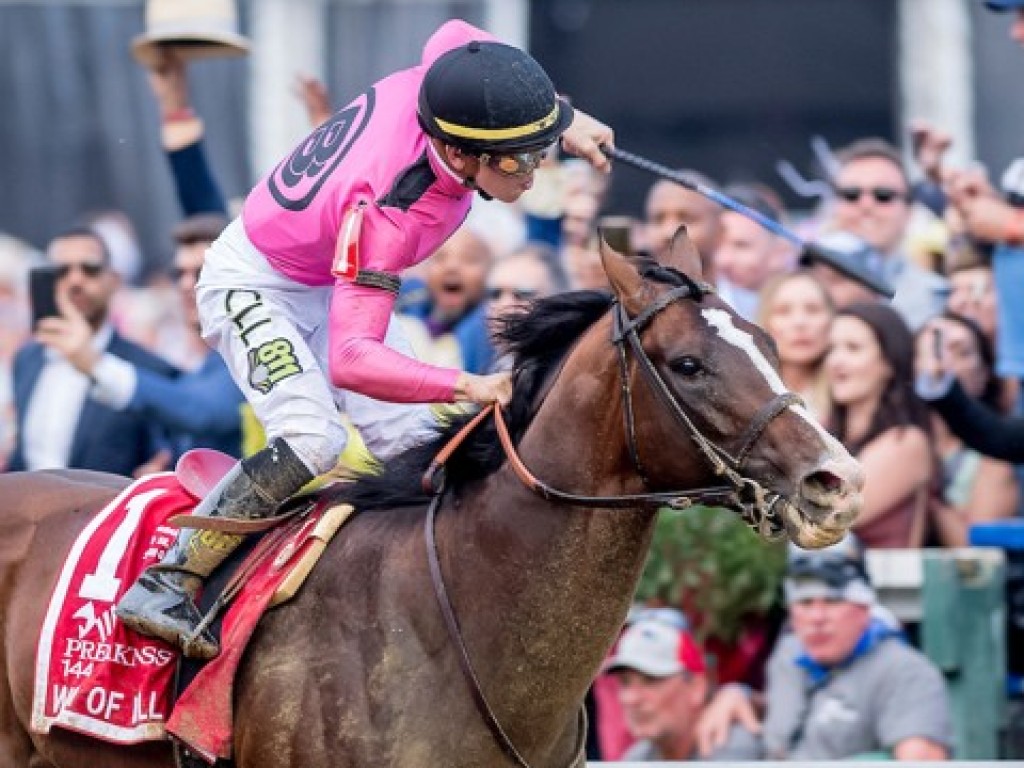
[115,438,314,659]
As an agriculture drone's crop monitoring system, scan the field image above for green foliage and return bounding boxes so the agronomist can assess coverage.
[635,505,787,644]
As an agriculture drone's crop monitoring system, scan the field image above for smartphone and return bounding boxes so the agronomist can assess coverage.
[29,266,60,328]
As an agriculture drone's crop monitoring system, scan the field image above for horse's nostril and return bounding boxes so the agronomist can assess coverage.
[802,469,843,496]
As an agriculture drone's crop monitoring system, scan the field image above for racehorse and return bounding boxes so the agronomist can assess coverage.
[0,232,862,767]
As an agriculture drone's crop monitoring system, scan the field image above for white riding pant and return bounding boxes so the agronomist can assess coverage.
[196,218,437,476]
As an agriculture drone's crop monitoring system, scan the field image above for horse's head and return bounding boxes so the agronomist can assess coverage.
[600,228,863,548]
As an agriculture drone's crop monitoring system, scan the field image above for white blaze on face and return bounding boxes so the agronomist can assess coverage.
[701,307,846,455]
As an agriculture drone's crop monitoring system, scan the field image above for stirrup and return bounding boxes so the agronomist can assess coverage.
[115,570,220,660]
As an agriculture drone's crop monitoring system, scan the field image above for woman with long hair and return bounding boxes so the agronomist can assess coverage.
[825,302,935,548]
[914,312,1018,546]
[758,270,834,422]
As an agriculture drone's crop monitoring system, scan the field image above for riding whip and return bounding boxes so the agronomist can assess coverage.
[602,145,896,298]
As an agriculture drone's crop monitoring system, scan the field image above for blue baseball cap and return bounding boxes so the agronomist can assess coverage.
[986,0,1024,11]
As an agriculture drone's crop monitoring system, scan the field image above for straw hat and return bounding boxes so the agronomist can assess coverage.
[132,0,250,67]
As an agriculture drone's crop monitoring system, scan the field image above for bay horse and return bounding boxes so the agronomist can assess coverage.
[0,233,862,767]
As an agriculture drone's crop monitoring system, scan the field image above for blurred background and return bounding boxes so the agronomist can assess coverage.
[2,0,1021,270]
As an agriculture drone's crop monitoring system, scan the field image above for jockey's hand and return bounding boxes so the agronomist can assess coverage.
[454,371,513,407]
[34,291,98,377]
[560,108,614,174]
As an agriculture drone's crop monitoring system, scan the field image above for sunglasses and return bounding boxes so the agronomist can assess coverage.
[54,261,106,279]
[479,147,550,177]
[487,286,539,302]
[835,185,908,204]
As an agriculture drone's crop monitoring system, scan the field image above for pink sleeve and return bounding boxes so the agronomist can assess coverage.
[328,281,460,403]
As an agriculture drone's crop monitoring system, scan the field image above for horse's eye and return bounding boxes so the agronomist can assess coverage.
[671,356,703,377]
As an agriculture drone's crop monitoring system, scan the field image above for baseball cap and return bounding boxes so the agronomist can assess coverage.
[986,0,1024,11]
[604,615,706,678]
[802,230,886,279]
[784,534,876,606]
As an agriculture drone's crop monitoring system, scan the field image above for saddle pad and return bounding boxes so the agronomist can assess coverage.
[31,473,198,744]
[167,499,354,763]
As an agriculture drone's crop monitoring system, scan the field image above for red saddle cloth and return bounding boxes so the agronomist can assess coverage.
[30,451,337,764]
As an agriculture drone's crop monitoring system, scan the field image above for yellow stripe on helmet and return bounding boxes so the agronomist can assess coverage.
[433,104,560,141]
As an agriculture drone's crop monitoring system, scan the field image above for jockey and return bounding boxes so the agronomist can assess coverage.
[116,19,614,659]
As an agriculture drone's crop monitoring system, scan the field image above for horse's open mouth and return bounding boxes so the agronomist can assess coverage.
[780,496,860,549]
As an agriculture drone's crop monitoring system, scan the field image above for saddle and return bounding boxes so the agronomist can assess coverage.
[31,450,353,767]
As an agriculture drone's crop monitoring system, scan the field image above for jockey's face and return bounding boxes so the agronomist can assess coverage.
[472,156,538,204]
[48,234,117,329]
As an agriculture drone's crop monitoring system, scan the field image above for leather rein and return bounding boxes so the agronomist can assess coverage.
[424,280,801,767]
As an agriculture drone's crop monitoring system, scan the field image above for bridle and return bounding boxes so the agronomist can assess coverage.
[424,278,804,768]
[607,278,800,538]
[429,278,800,536]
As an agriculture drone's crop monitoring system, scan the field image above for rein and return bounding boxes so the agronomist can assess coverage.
[423,281,802,767]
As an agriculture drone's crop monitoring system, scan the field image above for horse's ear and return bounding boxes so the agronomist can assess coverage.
[660,225,704,279]
[599,230,645,312]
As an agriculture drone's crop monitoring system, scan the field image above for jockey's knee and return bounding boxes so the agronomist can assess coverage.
[278,422,349,478]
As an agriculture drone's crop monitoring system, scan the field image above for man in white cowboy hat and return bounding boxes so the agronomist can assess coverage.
[132,0,249,67]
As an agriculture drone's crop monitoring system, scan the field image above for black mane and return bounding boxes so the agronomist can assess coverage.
[329,290,613,509]
[328,264,698,510]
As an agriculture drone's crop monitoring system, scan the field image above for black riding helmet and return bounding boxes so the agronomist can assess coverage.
[418,40,574,156]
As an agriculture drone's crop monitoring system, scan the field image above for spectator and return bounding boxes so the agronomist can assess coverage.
[604,610,751,761]
[562,232,608,291]
[61,214,245,460]
[808,230,887,310]
[985,0,1024,43]
[9,226,178,476]
[829,138,948,330]
[916,323,1024,464]
[715,183,791,320]
[0,234,34,468]
[914,313,1018,545]
[945,237,999,351]
[824,302,934,548]
[757,270,834,422]
[696,535,953,761]
[485,242,565,370]
[644,172,723,280]
[398,225,495,373]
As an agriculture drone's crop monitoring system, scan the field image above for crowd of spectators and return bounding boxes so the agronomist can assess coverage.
[4,0,1024,761]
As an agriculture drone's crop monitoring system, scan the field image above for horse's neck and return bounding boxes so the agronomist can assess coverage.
[447,332,658,737]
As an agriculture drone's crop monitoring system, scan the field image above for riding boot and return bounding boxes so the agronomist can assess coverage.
[115,438,314,659]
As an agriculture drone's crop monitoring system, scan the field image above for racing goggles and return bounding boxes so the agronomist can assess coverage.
[479,145,552,177]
